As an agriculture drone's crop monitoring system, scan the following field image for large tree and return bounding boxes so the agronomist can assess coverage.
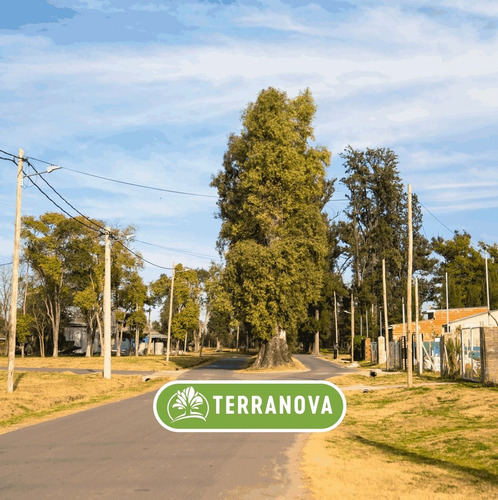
[337,146,434,331]
[211,87,333,367]
[22,213,92,357]
[431,231,497,310]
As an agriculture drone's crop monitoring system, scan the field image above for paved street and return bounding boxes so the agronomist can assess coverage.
[0,355,354,499]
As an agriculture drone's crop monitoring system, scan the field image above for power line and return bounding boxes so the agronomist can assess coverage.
[114,239,172,271]
[134,239,218,261]
[419,201,454,235]
[25,166,104,235]
[0,155,17,165]
[25,159,106,234]
[23,168,214,270]
[2,149,217,199]
[62,166,217,198]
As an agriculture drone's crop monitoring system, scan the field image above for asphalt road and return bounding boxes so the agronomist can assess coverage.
[0,355,354,500]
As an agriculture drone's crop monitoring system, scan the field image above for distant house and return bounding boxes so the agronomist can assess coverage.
[64,321,100,354]
[390,307,490,340]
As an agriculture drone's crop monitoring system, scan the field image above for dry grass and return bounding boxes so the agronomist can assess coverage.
[0,350,233,372]
[0,370,170,435]
[302,373,498,499]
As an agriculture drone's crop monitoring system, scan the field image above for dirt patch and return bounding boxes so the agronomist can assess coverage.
[240,356,308,373]
[0,371,170,434]
[302,376,498,499]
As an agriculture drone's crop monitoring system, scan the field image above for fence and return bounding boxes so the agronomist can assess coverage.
[441,327,498,385]
[371,337,441,372]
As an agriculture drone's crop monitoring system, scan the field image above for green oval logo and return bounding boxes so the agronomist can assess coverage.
[153,380,346,432]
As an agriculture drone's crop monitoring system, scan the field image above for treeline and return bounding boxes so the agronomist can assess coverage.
[1,87,497,360]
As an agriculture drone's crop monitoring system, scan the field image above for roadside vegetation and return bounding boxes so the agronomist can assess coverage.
[0,371,169,434]
[302,373,498,499]
[0,349,241,372]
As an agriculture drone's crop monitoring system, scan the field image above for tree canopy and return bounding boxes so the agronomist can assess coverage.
[211,87,333,365]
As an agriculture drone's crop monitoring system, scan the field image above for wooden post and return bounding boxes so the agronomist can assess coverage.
[407,184,413,388]
[334,291,339,346]
[416,277,422,375]
[445,272,450,333]
[382,258,389,370]
[103,227,111,380]
[350,293,355,364]
[7,148,23,393]
[166,263,175,363]
[485,253,490,312]
[147,307,153,355]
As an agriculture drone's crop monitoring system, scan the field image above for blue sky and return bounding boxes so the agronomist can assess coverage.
[1,0,497,286]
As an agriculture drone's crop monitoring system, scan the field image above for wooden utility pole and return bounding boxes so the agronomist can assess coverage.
[445,272,450,333]
[146,307,153,355]
[103,227,112,380]
[166,263,175,363]
[407,184,413,388]
[334,291,338,346]
[415,277,422,376]
[350,293,354,364]
[382,258,389,370]
[485,253,490,312]
[7,149,23,393]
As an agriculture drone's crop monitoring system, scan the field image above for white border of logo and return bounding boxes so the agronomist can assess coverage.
[153,380,347,433]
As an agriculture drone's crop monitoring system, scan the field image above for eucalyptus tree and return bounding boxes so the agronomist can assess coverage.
[22,213,96,356]
[211,87,333,367]
[338,147,434,329]
[22,212,143,357]
[432,231,497,309]
[150,264,201,354]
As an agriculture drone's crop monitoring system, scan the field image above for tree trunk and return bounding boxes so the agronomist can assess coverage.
[252,328,292,369]
[38,332,45,358]
[199,310,210,357]
[175,339,180,356]
[96,313,103,356]
[135,328,139,357]
[194,326,200,352]
[116,323,123,357]
[216,336,221,352]
[312,309,320,356]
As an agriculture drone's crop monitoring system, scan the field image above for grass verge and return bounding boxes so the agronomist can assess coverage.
[0,371,170,435]
[0,349,239,372]
[302,373,498,499]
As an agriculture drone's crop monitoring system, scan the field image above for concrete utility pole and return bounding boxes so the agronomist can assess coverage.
[103,227,112,380]
[382,258,389,371]
[350,293,355,364]
[166,263,175,363]
[6,149,23,393]
[407,184,413,388]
